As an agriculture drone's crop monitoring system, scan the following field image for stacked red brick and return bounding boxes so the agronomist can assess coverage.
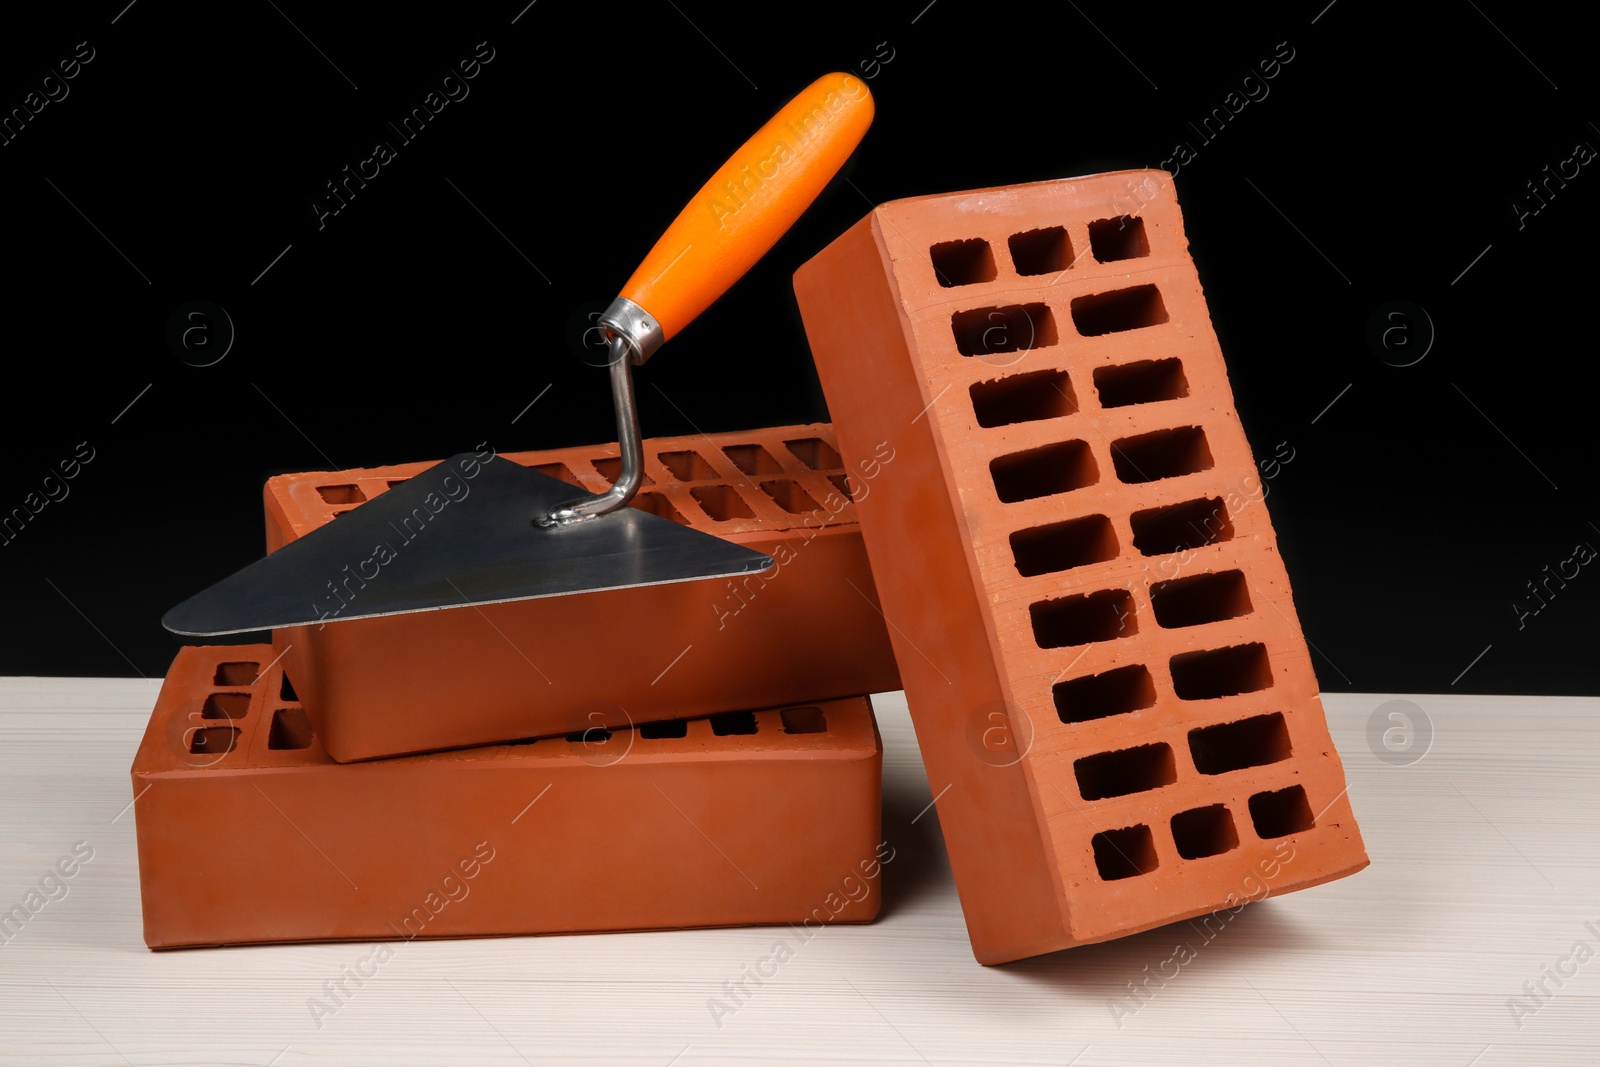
[133,645,886,948]
[794,169,1367,964]
[261,424,900,762]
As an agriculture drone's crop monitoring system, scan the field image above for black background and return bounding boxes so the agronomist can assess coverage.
[1,1,1593,694]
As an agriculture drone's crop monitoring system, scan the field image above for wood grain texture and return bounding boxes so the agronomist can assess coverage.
[0,679,1596,1065]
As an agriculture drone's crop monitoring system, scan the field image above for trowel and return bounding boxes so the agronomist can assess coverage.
[165,71,873,636]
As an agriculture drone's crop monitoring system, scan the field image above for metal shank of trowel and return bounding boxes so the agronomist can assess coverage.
[538,296,663,527]
[536,71,875,527]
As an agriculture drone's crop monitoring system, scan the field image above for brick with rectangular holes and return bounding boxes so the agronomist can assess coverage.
[132,645,885,948]
[259,423,899,761]
[793,170,1367,964]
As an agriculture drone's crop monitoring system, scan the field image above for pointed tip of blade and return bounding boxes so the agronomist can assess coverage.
[161,612,205,637]
[162,596,264,638]
[161,597,211,637]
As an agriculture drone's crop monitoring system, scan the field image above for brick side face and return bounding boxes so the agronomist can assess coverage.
[259,423,900,761]
[132,645,884,949]
[795,170,1366,963]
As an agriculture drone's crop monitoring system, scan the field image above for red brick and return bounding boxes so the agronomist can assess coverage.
[132,645,885,949]
[261,423,899,762]
[793,170,1367,964]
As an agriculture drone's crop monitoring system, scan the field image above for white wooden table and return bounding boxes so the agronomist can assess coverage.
[1,680,1595,1065]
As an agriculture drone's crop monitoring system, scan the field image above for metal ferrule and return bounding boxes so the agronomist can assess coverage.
[596,296,664,365]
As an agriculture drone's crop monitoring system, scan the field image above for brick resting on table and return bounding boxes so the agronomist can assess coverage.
[793,169,1367,964]
[131,645,887,949]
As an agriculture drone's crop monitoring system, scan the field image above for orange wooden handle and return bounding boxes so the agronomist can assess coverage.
[619,72,874,343]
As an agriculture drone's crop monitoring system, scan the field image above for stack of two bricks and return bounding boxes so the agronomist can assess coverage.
[133,170,1366,962]
[134,424,901,949]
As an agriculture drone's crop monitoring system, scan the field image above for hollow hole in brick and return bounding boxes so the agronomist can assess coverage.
[387,479,410,491]
[1189,712,1293,775]
[268,707,315,750]
[1171,804,1240,859]
[970,369,1077,428]
[1094,358,1189,408]
[213,661,259,686]
[784,437,842,471]
[759,479,821,514]
[1171,643,1273,700]
[1008,226,1074,276]
[1111,426,1214,484]
[1053,664,1157,724]
[639,719,688,739]
[201,692,250,720]
[780,706,827,734]
[1031,589,1137,649]
[331,508,355,518]
[189,726,239,757]
[952,303,1058,357]
[1130,496,1233,556]
[280,673,299,702]
[531,463,584,488]
[1011,515,1118,577]
[658,450,717,481]
[630,491,690,525]
[929,237,997,287]
[710,711,758,736]
[565,726,612,744]
[990,440,1097,503]
[1088,215,1150,262]
[691,485,755,522]
[829,474,855,501]
[592,458,654,487]
[1071,284,1168,336]
[1151,569,1252,628]
[316,484,366,505]
[1248,785,1316,838]
[1075,742,1176,800]
[723,444,784,476]
[1092,824,1159,880]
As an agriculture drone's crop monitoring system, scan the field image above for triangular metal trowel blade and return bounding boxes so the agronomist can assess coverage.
[162,453,774,636]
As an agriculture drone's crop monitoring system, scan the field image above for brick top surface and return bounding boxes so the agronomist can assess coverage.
[266,423,859,548]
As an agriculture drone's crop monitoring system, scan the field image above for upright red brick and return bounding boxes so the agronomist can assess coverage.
[794,170,1367,964]
[132,645,886,949]
[261,423,899,762]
